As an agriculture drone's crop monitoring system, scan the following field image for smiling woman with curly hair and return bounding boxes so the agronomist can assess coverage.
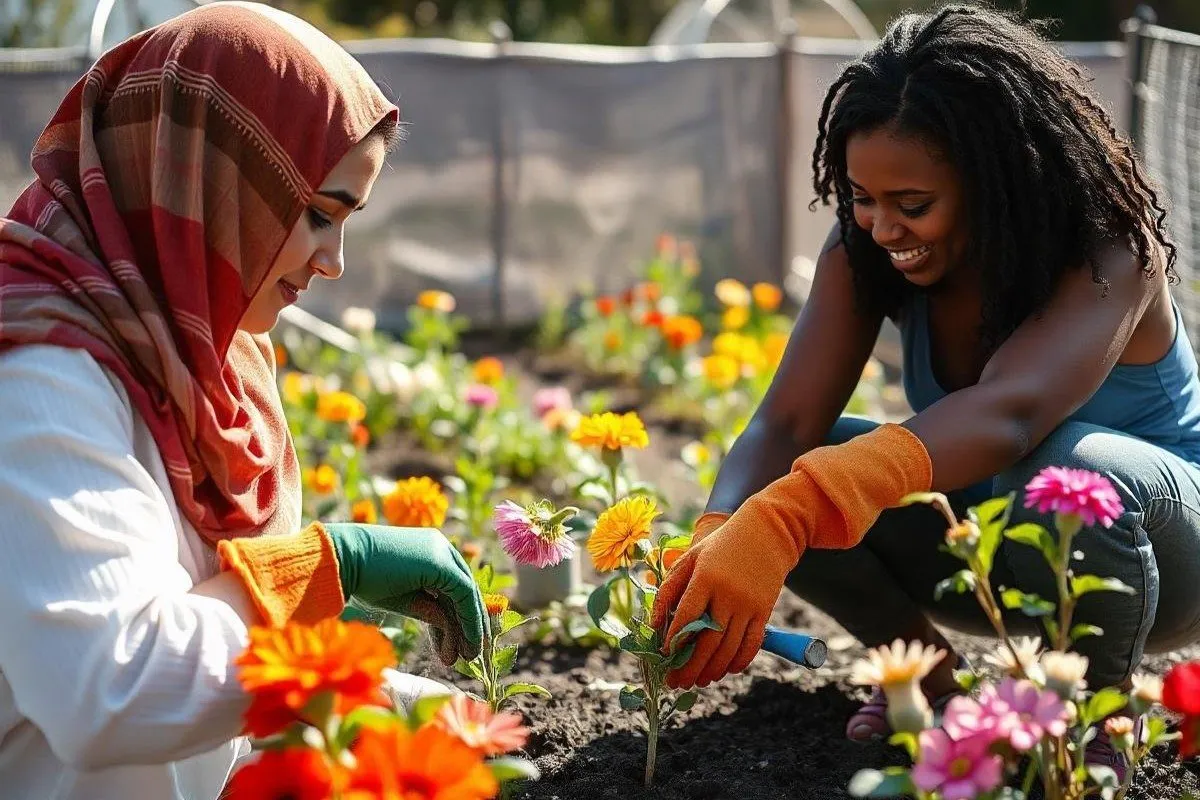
[654,4,1200,782]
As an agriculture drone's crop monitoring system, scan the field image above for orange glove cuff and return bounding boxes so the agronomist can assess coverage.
[691,511,731,545]
[217,523,345,628]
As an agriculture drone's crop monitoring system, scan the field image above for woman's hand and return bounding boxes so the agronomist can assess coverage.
[325,523,487,665]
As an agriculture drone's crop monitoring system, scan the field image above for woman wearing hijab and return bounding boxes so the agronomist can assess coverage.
[0,4,484,798]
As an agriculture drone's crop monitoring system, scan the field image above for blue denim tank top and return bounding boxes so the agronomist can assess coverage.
[899,292,1200,467]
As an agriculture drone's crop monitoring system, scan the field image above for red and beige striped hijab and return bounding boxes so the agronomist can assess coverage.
[0,2,397,544]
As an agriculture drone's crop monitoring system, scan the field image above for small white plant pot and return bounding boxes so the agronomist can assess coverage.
[512,546,582,610]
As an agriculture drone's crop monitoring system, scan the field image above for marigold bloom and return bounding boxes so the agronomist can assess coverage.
[570,411,649,451]
[472,356,504,385]
[702,354,740,390]
[317,390,367,424]
[383,476,449,527]
[304,464,338,495]
[416,289,456,313]
[595,296,617,317]
[483,593,509,617]
[225,747,336,800]
[345,724,497,799]
[435,694,530,756]
[493,499,577,568]
[642,309,666,328]
[1023,466,1124,528]
[911,728,1003,800]
[588,496,660,572]
[350,421,370,449]
[714,278,751,307]
[273,343,288,368]
[351,499,378,524]
[751,282,783,311]
[282,371,316,404]
[235,619,396,737]
[763,332,788,367]
[661,315,703,350]
[721,305,749,331]
[712,332,766,370]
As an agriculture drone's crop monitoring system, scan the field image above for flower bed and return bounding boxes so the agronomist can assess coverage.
[251,237,1200,799]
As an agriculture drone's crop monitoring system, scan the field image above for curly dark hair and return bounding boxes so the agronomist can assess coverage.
[811,3,1176,356]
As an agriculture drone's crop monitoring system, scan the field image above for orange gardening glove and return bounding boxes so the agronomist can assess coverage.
[690,511,731,545]
[650,423,932,689]
[218,523,345,628]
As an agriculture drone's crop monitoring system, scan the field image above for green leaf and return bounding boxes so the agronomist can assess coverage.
[971,495,1013,574]
[1086,764,1120,792]
[1071,574,1136,598]
[489,756,541,783]
[1082,688,1128,728]
[586,578,615,627]
[339,705,397,742]
[672,690,698,714]
[1042,618,1061,645]
[848,767,917,798]
[899,492,946,508]
[1001,588,1056,618]
[934,569,977,601]
[668,614,722,654]
[406,694,453,727]
[887,731,920,761]
[1005,522,1058,565]
[666,640,697,670]
[657,534,692,552]
[493,644,518,677]
[619,686,647,711]
[503,682,553,701]
[1145,715,1177,748]
[453,657,485,681]
[599,615,632,640]
[1069,623,1104,642]
[499,609,530,636]
[954,668,982,694]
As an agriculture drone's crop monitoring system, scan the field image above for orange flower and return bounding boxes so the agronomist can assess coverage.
[702,354,740,390]
[304,464,338,495]
[588,496,660,572]
[644,569,659,587]
[417,289,456,313]
[472,356,504,385]
[434,694,530,756]
[483,593,510,617]
[603,330,622,351]
[752,282,783,311]
[570,411,649,451]
[637,281,662,303]
[641,309,665,328]
[661,315,703,350]
[382,476,449,527]
[763,332,789,367]
[459,541,482,563]
[350,421,371,449]
[344,724,497,800]
[273,344,288,368]
[235,619,396,738]
[595,296,617,317]
[351,499,378,524]
[317,391,367,424]
[225,747,336,800]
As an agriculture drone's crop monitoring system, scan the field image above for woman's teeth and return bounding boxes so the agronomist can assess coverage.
[888,245,931,263]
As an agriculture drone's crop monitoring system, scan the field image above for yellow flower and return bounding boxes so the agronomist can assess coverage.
[713,332,767,371]
[752,282,783,311]
[588,496,661,572]
[483,594,510,617]
[416,289,456,313]
[702,354,740,390]
[304,464,338,495]
[721,305,749,331]
[472,356,504,385]
[282,371,316,405]
[714,278,751,307]
[763,332,788,367]
[570,412,649,451]
[351,499,378,524]
[681,441,711,467]
[382,476,449,527]
[316,390,367,424]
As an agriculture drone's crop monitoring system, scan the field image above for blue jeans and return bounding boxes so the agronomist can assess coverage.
[784,416,1200,687]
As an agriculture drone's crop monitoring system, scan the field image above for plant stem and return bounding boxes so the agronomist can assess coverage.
[609,459,621,507]
[641,660,660,788]
[482,629,499,712]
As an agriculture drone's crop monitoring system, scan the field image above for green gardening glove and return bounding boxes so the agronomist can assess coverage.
[324,523,486,665]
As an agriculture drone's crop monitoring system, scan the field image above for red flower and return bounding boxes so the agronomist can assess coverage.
[595,296,616,317]
[224,748,336,799]
[1164,661,1200,759]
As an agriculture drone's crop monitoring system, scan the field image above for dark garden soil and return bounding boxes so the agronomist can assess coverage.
[381,336,1200,800]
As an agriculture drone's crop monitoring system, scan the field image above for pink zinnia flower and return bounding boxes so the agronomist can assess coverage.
[493,500,578,568]
[532,386,572,418]
[1023,466,1123,528]
[911,728,1003,800]
[953,678,1068,752]
[433,694,530,756]
[465,383,499,410]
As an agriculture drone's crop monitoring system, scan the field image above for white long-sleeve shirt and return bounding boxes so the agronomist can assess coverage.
[0,344,254,800]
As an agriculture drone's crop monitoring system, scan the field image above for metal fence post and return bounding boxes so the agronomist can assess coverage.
[1122,4,1157,148]
[490,20,512,335]
[776,18,799,291]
